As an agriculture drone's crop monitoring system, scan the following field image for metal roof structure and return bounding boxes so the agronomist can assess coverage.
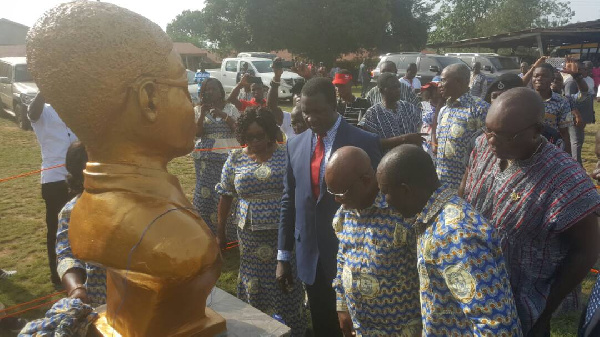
[427,20,600,56]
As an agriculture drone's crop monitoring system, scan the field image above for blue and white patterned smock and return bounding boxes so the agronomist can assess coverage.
[332,192,421,336]
[56,196,107,307]
[414,186,522,336]
[358,101,421,139]
[435,93,489,189]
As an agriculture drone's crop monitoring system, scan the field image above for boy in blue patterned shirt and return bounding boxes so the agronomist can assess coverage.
[377,145,522,336]
[326,146,421,336]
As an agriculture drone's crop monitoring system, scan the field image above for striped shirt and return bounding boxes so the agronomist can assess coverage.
[464,136,600,334]
[365,84,421,112]
[358,101,421,139]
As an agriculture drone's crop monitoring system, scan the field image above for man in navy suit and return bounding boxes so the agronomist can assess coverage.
[277,78,382,336]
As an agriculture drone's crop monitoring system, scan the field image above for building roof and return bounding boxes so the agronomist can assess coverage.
[0,18,29,30]
[427,19,600,50]
[172,42,221,63]
[0,45,26,58]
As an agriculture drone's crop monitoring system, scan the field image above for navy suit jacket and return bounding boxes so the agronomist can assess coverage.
[278,119,382,285]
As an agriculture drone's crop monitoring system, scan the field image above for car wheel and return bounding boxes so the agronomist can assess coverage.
[15,104,31,130]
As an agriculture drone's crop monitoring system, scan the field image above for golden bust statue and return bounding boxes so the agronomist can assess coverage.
[26,1,225,336]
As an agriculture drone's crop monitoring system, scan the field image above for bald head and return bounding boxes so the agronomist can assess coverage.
[378,145,438,189]
[444,63,471,83]
[380,61,398,74]
[326,146,372,181]
[376,145,439,216]
[326,146,377,209]
[487,87,543,131]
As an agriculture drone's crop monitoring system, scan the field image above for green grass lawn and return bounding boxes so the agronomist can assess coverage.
[0,95,598,336]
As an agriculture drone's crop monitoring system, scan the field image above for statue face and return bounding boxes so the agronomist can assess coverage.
[156,49,196,156]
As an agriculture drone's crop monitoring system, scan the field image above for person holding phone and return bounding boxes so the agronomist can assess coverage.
[228,74,267,112]
[192,78,240,241]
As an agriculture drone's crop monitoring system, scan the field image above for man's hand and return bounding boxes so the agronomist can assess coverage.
[276,261,293,292]
[337,311,355,337]
[240,74,250,86]
[533,56,548,68]
[272,57,284,82]
[590,166,600,182]
[572,110,584,127]
[402,133,427,145]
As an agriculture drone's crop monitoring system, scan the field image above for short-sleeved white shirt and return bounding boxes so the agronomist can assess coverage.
[400,77,421,90]
[29,104,78,184]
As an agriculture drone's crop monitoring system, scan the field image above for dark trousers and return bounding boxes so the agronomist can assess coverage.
[304,260,342,337]
[41,180,70,284]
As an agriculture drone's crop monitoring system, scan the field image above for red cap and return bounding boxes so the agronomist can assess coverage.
[421,82,438,90]
[332,73,352,85]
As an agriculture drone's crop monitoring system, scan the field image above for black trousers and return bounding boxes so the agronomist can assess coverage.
[304,260,342,337]
[41,180,70,284]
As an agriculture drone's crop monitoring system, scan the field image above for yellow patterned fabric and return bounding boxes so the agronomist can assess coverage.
[332,192,422,336]
[414,187,522,336]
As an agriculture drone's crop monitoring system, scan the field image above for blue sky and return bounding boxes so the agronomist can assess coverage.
[3,0,599,32]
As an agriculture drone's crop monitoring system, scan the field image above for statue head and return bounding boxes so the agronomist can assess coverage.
[27,1,196,162]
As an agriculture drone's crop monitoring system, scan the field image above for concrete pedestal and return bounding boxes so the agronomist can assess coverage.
[210,287,291,337]
[91,288,290,337]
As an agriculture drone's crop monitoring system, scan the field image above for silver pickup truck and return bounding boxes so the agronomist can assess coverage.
[0,57,38,130]
[206,57,304,100]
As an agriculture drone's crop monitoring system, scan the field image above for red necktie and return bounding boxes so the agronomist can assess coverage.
[311,134,325,199]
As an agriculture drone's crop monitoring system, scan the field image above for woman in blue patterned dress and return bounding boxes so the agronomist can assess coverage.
[56,142,106,307]
[216,107,306,336]
[192,78,239,241]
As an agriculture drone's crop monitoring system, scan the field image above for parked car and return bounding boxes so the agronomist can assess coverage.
[237,52,277,60]
[445,53,521,83]
[371,52,469,85]
[207,57,304,99]
[0,57,37,130]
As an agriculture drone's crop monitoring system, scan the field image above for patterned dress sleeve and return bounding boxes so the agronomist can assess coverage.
[332,207,348,312]
[215,149,239,197]
[56,198,85,280]
[433,224,522,335]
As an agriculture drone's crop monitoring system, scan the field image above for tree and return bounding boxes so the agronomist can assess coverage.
[167,0,434,64]
[166,10,209,48]
[380,0,436,53]
[429,0,574,44]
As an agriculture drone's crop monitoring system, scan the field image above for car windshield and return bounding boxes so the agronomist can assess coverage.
[488,57,520,70]
[437,57,470,69]
[14,64,33,82]
[252,60,274,73]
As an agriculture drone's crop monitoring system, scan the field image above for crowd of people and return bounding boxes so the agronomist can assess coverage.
[12,52,600,337]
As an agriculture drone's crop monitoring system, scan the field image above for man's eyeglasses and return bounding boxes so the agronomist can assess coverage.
[481,123,540,143]
[327,178,361,198]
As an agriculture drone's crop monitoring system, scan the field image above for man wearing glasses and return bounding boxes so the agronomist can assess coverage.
[460,88,600,336]
[324,146,421,337]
